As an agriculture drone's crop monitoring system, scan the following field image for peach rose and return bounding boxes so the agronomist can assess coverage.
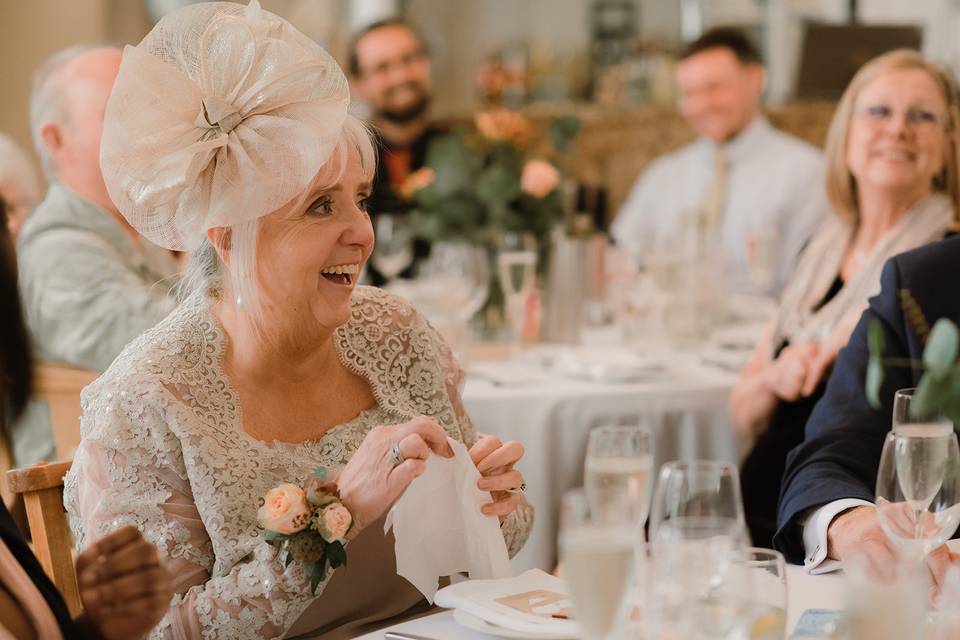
[313,503,353,543]
[521,159,559,198]
[399,167,436,199]
[474,109,531,146]
[257,484,311,535]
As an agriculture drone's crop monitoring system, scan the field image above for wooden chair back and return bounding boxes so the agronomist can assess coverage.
[33,365,98,460]
[6,460,80,616]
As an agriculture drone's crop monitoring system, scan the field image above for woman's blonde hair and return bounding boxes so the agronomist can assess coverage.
[824,49,960,225]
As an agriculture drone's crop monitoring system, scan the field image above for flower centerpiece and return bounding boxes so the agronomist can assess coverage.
[404,108,580,251]
[257,468,352,593]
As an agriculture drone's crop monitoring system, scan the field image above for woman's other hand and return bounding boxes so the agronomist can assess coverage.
[76,525,172,640]
[470,435,527,521]
[763,343,820,402]
[338,416,453,534]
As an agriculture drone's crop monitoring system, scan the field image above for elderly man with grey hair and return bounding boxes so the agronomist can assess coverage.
[12,45,179,466]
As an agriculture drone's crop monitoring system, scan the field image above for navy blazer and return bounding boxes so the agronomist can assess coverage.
[774,234,960,564]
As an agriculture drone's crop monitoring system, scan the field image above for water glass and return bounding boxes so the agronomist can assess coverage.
[648,460,748,639]
[417,241,490,321]
[584,424,654,531]
[371,213,413,281]
[559,488,636,640]
[875,391,960,559]
[727,548,788,640]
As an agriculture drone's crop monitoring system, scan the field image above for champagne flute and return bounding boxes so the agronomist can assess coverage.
[559,488,636,640]
[875,389,960,560]
[372,213,413,282]
[648,460,748,639]
[584,424,654,533]
[497,234,537,339]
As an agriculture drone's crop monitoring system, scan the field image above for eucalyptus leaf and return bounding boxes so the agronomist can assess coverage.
[868,320,886,360]
[923,318,960,376]
[866,357,884,409]
[910,373,944,418]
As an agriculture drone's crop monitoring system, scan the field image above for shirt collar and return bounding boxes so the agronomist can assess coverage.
[709,116,771,163]
[50,182,148,265]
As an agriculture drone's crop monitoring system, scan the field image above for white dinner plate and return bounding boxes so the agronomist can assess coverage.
[551,349,664,384]
[452,608,578,639]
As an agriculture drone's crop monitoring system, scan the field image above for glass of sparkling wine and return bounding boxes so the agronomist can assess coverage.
[560,488,636,640]
[584,424,654,534]
[371,213,413,282]
[875,388,960,561]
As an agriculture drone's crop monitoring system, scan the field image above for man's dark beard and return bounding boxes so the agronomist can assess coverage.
[378,85,431,125]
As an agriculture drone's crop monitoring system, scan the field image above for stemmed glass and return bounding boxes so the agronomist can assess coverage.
[875,388,960,561]
[371,213,413,283]
[496,234,537,339]
[584,424,654,534]
[559,488,637,640]
[418,241,490,321]
[648,460,749,639]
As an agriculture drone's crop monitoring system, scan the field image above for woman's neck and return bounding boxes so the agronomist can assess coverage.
[854,185,931,249]
[214,297,340,387]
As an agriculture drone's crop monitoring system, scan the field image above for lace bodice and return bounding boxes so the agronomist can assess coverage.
[64,286,532,640]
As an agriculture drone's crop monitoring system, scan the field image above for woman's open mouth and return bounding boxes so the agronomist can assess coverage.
[320,263,359,286]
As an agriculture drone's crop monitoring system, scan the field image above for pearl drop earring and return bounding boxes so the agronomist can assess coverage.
[235,294,243,308]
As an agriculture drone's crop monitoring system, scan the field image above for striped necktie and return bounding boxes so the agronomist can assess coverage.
[702,146,730,230]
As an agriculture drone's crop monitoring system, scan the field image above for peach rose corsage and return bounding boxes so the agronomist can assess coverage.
[257,468,353,593]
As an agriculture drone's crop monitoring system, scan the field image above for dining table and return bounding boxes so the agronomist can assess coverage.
[459,339,755,572]
[357,562,846,639]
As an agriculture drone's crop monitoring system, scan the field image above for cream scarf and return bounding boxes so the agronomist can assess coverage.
[773,192,954,350]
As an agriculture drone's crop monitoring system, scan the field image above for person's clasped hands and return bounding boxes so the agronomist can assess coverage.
[76,525,173,640]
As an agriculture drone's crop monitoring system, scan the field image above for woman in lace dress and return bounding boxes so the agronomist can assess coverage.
[63,3,533,639]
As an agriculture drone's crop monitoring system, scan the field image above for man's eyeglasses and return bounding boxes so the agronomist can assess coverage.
[855,104,949,130]
[362,49,427,78]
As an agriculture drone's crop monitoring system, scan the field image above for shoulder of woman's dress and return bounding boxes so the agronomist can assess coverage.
[350,285,429,329]
[79,333,171,415]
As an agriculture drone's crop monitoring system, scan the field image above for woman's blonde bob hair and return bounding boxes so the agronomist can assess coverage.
[824,49,960,225]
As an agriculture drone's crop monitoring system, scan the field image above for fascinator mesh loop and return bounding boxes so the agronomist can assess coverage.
[100,0,350,251]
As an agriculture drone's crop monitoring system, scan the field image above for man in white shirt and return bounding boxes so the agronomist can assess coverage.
[611,28,824,296]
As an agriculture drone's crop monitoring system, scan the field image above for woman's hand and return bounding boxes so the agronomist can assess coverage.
[763,343,820,402]
[76,525,172,640]
[338,416,453,534]
[470,435,527,521]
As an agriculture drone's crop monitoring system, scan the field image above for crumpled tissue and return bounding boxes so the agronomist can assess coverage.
[385,437,512,602]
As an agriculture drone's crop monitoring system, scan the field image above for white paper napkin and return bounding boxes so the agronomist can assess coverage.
[385,437,512,602]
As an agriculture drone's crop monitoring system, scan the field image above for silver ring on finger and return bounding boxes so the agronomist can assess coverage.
[506,482,527,494]
[389,442,405,467]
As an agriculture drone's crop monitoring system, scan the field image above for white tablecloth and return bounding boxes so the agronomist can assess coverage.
[357,563,846,639]
[461,348,745,572]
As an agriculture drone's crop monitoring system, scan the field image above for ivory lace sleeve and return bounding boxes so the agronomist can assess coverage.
[65,382,331,640]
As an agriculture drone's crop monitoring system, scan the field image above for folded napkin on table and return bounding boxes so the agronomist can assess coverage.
[385,437,512,602]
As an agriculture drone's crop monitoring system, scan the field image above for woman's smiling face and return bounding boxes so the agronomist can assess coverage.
[254,146,375,334]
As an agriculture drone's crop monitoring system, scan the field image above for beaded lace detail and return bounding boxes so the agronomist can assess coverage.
[64,286,532,640]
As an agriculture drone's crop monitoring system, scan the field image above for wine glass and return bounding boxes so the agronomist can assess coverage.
[727,548,788,640]
[372,213,413,282]
[418,241,490,321]
[559,488,636,640]
[875,389,960,561]
[584,424,654,533]
[648,460,748,639]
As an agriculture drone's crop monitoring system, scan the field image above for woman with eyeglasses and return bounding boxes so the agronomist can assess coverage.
[729,49,960,549]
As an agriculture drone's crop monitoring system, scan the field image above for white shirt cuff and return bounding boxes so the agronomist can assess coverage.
[801,498,874,574]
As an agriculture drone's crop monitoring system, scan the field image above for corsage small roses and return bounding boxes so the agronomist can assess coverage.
[257,468,352,593]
